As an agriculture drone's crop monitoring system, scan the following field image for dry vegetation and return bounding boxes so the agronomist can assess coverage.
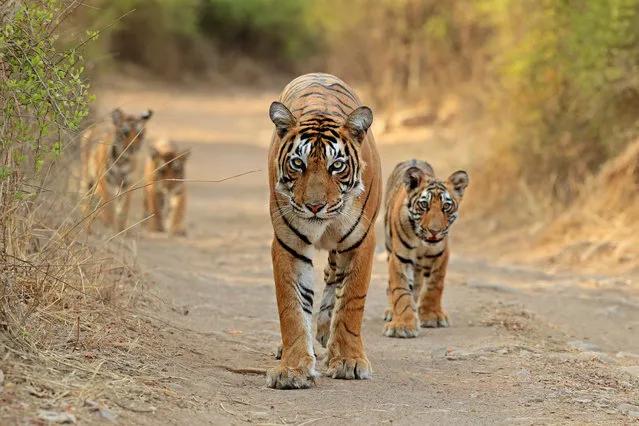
[0,2,183,423]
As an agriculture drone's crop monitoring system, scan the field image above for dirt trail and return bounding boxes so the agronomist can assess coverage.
[98,86,639,425]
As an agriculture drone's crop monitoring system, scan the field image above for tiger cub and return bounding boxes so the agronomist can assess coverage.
[80,108,153,231]
[382,159,469,338]
[143,138,190,236]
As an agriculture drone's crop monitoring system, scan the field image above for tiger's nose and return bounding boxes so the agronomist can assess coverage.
[305,203,326,214]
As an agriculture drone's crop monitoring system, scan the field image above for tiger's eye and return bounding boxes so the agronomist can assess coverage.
[443,201,453,212]
[418,200,429,210]
[291,158,304,169]
[331,160,345,172]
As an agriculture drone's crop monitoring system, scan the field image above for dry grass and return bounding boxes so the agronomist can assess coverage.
[0,142,176,423]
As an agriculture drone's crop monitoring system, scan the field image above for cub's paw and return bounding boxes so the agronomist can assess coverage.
[383,320,419,338]
[275,343,282,360]
[316,314,331,348]
[266,363,316,389]
[382,308,393,322]
[326,356,372,380]
[419,311,450,328]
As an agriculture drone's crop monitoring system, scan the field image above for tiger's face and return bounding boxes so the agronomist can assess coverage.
[111,108,153,154]
[404,168,469,243]
[269,102,373,221]
[151,147,190,191]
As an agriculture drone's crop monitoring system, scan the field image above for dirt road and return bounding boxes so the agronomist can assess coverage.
[98,85,639,425]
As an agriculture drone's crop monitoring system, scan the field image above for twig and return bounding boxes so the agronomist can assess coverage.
[216,365,266,376]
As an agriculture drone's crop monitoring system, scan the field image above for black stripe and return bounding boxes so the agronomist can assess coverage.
[398,304,414,316]
[424,249,446,258]
[393,222,416,250]
[338,217,373,254]
[275,236,312,265]
[394,253,415,266]
[341,321,360,337]
[338,180,373,243]
[393,293,412,309]
[277,200,311,245]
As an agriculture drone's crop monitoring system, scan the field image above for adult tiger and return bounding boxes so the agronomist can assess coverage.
[266,73,381,389]
[382,159,469,338]
[80,108,153,231]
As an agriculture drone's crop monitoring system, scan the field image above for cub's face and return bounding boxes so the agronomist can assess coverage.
[404,168,469,243]
[111,108,153,153]
[150,146,190,191]
[269,102,373,221]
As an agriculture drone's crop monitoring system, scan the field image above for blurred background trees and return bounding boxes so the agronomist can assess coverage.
[75,0,639,208]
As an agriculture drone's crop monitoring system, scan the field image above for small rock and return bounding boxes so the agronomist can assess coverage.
[621,366,639,379]
[251,411,269,420]
[37,410,77,424]
[496,349,509,355]
[467,279,522,294]
[479,345,498,353]
[568,341,601,352]
[572,398,592,404]
[0,369,4,385]
[619,404,639,415]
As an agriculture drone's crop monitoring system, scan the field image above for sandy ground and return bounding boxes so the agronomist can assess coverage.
[81,86,639,425]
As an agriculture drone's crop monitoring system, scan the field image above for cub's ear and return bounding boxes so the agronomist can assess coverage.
[447,170,469,198]
[111,108,124,126]
[141,109,153,120]
[269,102,296,138]
[149,146,160,160]
[403,166,423,191]
[344,106,373,144]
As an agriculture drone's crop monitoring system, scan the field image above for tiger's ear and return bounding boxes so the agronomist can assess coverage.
[344,106,373,144]
[269,102,296,138]
[111,108,124,126]
[149,146,160,160]
[447,170,469,198]
[403,167,423,191]
[141,109,153,121]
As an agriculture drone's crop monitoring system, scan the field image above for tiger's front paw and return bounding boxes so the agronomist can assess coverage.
[382,307,393,322]
[316,312,331,348]
[383,318,419,338]
[419,310,450,328]
[266,357,316,389]
[326,356,372,380]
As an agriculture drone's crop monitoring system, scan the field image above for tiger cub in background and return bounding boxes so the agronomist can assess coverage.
[81,108,153,231]
[143,138,190,236]
[382,159,469,338]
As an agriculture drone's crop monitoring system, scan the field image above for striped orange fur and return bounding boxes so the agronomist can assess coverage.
[266,73,381,389]
[382,160,469,338]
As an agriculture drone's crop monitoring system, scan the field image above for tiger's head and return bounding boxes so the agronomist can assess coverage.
[111,108,153,154]
[403,167,469,244]
[150,141,190,191]
[269,102,373,221]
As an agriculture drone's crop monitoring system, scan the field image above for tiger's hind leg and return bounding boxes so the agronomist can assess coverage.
[316,250,338,348]
[325,231,376,380]
[418,250,451,328]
